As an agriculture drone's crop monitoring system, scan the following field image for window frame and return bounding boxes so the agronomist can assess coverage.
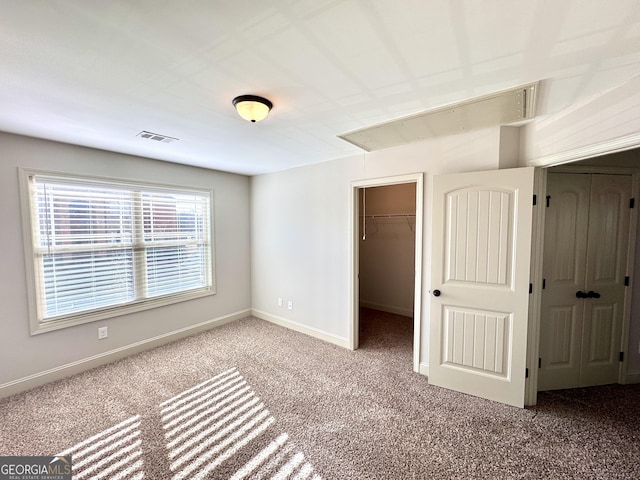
[18,168,216,335]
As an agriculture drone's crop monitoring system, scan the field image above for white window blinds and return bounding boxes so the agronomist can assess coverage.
[26,173,213,325]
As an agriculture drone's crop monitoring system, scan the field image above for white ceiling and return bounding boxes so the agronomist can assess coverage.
[1,1,639,176]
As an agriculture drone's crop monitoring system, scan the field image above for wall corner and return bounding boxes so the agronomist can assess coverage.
[499,126,521,169]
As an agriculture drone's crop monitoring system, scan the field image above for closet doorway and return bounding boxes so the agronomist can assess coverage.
[359,183,416,316]
[350,173,423,372]
[538,170,634,391]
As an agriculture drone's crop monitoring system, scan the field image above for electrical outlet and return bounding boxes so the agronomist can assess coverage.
[98,326,108,340]
[278,297,283,307]
[287,300,293,310]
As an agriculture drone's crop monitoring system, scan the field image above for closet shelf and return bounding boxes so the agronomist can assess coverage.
[359,213,416,236]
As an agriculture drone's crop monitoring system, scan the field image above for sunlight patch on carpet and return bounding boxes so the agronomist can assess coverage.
[55,368,320,479]
[57,415,144,480]
[161,367,322,479]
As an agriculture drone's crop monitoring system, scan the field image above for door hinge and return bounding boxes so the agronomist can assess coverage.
[538,358,542,368]
[630,198,635,209]
[620,352,624,362]
[542,278,546,289]
[546,195,551,207]
[529,283,533,294]
[525,368,529,378]
[533,194,537,206]
[625,276,630,286]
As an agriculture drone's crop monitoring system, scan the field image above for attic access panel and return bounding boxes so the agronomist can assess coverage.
[338,82,539,151]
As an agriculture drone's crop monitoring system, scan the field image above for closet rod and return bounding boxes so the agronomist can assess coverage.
[360,213,416,218]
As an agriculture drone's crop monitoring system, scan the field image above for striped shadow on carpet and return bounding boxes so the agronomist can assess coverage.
[57,367,321,480]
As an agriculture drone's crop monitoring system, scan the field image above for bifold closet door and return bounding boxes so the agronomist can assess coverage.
[539,173,631,391]
[580,174,631,386]
[539,173,590,390]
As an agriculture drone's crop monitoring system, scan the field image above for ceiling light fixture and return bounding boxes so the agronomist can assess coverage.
[232,95,273,123]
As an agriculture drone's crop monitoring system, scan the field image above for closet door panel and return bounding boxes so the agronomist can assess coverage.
[581,174,631,387]
[539,173,590,390]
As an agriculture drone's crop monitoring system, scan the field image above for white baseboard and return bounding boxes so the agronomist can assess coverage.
[0,309,251,399]
[419,362,429,378]
[359,301,413,318]
[624,371,640,384]
[251,309,350,349]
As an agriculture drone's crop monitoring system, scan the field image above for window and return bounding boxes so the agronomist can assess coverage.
[20,170,214,334]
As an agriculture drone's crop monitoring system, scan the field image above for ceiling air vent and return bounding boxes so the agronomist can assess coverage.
[136,131,179,143]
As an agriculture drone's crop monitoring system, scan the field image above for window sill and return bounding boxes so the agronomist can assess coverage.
[30,287,216,335]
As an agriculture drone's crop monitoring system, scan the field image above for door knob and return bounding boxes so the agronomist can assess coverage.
[576,291,588,299]
[587,290,601,299]
[433,289,441,297]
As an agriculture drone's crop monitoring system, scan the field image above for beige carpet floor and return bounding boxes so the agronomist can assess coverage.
[1,309,639,479]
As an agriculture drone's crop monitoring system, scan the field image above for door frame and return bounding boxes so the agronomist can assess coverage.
[350,172,424,372]
[526,163,640,406]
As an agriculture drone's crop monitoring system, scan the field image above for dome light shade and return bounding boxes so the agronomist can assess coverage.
[232,95,273,122]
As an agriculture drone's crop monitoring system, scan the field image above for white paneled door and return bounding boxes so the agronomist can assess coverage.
[538,173,631,391]
[429,167,534,408]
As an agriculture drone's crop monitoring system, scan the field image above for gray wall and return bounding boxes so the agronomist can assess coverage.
[0,132,251,393]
